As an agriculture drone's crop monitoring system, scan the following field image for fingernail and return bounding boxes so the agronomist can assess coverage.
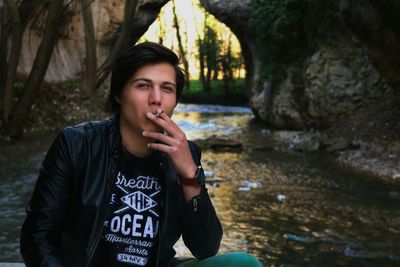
[142,131,147,136]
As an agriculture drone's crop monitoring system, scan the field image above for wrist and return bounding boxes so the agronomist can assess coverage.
[178,165,204,187]
[179,164,197,180]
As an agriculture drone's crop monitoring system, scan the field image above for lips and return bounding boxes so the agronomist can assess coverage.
[150,108,164,117]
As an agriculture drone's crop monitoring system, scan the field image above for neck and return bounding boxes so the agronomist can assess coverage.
[119,118,153,158]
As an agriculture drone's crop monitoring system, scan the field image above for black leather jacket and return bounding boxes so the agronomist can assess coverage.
[20,114,223,267]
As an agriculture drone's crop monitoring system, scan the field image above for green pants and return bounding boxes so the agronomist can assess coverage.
[177,252,263,267]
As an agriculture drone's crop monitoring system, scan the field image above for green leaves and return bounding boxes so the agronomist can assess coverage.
[250,0,341,80]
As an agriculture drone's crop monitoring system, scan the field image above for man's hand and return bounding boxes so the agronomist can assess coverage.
[142,110,200,200]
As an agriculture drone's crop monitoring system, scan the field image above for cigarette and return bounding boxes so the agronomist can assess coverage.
[155,109,164,117]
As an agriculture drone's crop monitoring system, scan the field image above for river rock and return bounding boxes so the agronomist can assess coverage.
[304,38,392,128]
[271,130,324,152]
[324,138,350,153]
[209,138,243,152]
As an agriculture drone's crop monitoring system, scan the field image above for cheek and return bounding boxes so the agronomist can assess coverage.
[165,105,175,117]
[120,91,143,112]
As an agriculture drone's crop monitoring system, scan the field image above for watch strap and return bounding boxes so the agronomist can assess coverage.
[178,166,204,187]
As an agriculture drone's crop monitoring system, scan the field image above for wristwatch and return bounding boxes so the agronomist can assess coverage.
[178,166,205,187]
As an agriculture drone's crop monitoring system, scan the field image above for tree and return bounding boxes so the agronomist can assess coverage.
[6,0,65,137]
[2,0,23,123]
[1,0,142,137]
[171,0,190,90]
[95,0,140,89]
[199,24,219,92]
[156,9,165,45]
[81,0,97,94]
[220,33,234,99]
[0,3,10,117]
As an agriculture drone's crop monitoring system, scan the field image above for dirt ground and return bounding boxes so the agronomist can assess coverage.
[323,98,400,184]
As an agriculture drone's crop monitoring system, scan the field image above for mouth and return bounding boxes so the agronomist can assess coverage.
[152,109,164,117]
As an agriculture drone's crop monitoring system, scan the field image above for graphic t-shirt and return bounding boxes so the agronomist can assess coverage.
[92,149,163,266]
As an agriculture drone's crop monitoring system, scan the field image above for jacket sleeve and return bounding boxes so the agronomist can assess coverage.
[20,129,75,267]
[180,142,223,259]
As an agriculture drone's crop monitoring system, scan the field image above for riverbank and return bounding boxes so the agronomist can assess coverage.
[262,130,400,185]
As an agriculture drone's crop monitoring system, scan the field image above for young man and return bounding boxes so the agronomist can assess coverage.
[20,42,222,266]
[21,42,262,267]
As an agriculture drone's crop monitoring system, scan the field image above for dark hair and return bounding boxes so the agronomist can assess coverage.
[106,42,185,113]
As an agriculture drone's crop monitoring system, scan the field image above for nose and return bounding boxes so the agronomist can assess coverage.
[149,86,162,106]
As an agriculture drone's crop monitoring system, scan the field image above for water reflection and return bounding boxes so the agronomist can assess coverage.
[0,104,399,266]
[0,136,53,261]
[204,150,400,266]
[173,103,253,140]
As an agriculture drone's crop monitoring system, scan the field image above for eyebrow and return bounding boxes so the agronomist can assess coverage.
[131,78,176,88]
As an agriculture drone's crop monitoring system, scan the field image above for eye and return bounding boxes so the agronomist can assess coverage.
[137,83,150,89]
[162,86,175,93]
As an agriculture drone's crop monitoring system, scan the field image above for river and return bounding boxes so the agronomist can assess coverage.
[1,104,399,266]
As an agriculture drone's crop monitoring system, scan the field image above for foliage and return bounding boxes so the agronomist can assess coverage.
[181,79,247,106]
[196,10,244,93]
[197,24,221,91]
[250,0,341,80]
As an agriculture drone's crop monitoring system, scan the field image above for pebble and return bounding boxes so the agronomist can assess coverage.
[276,194,286,202]
[242,180,262,189]
[204,171,214,178]
[261,129,271,135]
[238,187,251,191]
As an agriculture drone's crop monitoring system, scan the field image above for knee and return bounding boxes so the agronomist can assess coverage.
[223,252,263,267]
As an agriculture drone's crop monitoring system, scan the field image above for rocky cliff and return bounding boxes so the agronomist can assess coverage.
[200,0,397,130]
[340,0,400,94]
[18,0,168,82]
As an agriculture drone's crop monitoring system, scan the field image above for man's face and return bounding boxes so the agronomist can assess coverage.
[119,62,177,135]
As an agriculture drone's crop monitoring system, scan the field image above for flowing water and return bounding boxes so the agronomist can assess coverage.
[1,104,399,266]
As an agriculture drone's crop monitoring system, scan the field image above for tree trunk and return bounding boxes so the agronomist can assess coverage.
[157,9,165,45]
[3,0,23,123]
[0,4,9,117]
[81,0,97,94]
[197,37,206,90]
[171,0,190,90]
[205,59,212,92]
[18,0,45,27]
[6,0,64,137]
[95,0,140,89]
[222,36,233,101]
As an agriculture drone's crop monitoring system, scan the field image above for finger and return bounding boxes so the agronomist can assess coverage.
[146,112,181,136]
[148,142,177,154]
[157,110,181,132]
[142,131,178,146]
